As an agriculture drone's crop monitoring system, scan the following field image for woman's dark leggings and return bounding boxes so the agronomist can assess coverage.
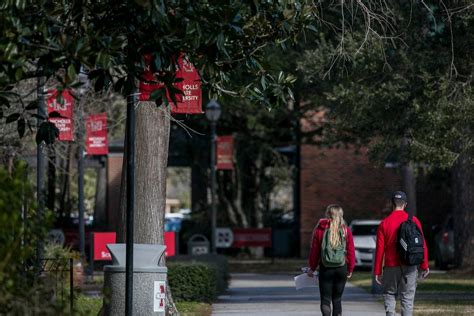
[318,264,348,316]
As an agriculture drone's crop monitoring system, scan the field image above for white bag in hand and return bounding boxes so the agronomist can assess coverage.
[294,273,317,290]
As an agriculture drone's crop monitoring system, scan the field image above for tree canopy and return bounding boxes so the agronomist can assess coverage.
[298,2,473,166]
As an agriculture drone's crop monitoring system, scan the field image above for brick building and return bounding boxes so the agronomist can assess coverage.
[298,107,404,256]
[299,144,402,256]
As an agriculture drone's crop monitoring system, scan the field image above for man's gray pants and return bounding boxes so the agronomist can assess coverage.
[382,266,417,316]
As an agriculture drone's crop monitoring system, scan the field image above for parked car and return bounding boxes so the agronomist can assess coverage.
[349,219,381,268]
[165,213,184,232]
[433,215,454,270]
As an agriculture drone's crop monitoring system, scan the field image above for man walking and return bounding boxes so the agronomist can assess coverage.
[374,191,430,316]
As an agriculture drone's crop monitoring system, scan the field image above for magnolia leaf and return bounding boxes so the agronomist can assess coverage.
[49,111,64,118]
[17,118,26,138]
[149,88,164,101]
[25,100,38,110]
[36,121,59,145]
[67,64,77,81]
[6,113,20,124]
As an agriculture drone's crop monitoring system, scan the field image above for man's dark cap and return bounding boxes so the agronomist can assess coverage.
[392,191,408,203]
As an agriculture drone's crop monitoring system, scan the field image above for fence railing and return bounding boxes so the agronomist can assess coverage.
[35,257,74,314]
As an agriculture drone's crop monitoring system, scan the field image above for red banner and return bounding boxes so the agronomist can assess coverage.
[170,55,202,114]
[92,232,175,260]
[164,232,176,257]
[93,232,116,261]
[86,113,108,155]
[232,228,272,248]
[217,136,234,170]
[139,54,164,102]
[138,54,202,114]
[47,89,74,141]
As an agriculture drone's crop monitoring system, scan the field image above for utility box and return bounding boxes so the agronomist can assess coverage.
[103,244,167,316]
[187,234,210,255]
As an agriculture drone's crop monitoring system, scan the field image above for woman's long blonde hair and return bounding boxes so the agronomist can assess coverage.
[325,204,345,248]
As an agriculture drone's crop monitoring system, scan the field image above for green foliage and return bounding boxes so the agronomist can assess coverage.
[169,254,230,295]
[74,294,103,316]
[175,301,212,316]
[168,263,218,303]
[0,162,38,286]
[297,2,473,167]
[0,1,318,132]
[0,162,69,314]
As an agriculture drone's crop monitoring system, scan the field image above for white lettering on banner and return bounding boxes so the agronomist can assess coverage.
[100,251,111,259]
[89,120,103,132]
[153,281,166,312]
[182,95,199,101]
[183,84,199,90]
[50,119,71,129]
[48,100,70,111]
[182,58,194,72]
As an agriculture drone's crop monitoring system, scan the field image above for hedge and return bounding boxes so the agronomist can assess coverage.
[168,255,229,302]
[168,263,217,302]
[169,254,229,294]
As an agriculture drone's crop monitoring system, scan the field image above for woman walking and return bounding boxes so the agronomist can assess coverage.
[307,204,355,316]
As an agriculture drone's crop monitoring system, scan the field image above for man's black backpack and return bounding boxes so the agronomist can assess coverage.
[397,213,424,265]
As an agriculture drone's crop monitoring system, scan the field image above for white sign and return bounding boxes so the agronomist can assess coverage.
[216,228,234,248]
[153,281,166,312]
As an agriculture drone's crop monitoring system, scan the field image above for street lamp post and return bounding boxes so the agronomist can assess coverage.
[77,69,89,259]
[36,74,46,269]
[205,100,221,254]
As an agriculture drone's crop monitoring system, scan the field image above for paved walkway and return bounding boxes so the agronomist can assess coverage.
[212,273,386,316]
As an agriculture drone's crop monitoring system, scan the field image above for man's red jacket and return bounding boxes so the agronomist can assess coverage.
[374,209,429,275]
[308,219,355,273]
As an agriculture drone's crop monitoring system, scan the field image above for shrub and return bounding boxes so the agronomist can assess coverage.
[0,162,67,314]
[168,263,217,302]
[169,254,229,294]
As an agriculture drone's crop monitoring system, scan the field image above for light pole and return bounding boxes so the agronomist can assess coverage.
[36,73,46,269]
[77,69,89,259]
[205,100,221,254]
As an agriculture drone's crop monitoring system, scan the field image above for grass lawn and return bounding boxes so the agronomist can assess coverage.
[75,295,103,315]
[349,270,373,292]
[350,270,474,293]
[176,302,212,316]
[413,300,474,315]
[349,269,474,315]
[74,296,213,315]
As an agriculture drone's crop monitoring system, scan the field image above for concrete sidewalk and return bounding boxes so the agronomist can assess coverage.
[212,273,386,316]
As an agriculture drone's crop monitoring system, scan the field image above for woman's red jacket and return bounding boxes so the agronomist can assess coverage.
[308,218,356,273]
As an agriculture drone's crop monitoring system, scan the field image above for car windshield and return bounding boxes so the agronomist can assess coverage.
[351,224,378,236]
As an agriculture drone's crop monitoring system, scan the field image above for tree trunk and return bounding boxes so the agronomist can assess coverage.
[401,136,417,215]
[94,164,107,227]
[118,102,170,243]
[117,101,178,315]
[401,160,417,216]
[232,160,249,227]
[217,172,238,226]
[452,152,474,269]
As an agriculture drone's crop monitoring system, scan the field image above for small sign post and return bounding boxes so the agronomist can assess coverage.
[216,228,234,248]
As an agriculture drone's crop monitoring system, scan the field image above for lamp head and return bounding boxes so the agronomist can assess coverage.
[205,100,221,122]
